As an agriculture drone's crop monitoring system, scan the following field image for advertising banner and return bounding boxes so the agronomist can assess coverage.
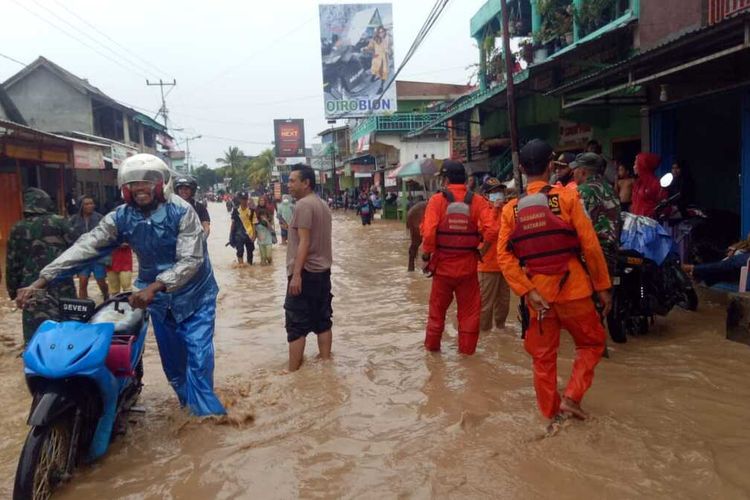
[319,3,398,118]
[274,119,306,157]
[73,143,105,169]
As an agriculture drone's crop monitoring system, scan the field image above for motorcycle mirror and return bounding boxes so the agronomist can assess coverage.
[659,172,674,188]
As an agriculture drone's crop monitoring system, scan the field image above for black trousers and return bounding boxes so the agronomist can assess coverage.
[236,238,255,263]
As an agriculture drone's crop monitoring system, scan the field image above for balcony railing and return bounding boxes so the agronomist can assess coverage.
[351,112,446,141]
[708,0,750,25]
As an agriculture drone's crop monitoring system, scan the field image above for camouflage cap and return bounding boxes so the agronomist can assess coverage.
[23,188,54,215]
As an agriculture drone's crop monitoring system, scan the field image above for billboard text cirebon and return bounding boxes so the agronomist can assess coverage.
[318,3,397,119]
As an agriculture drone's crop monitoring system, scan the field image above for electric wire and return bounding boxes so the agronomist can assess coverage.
[10,0,152,80]
[0,53,27,67]
[49,0,172,79]
[27,0,161,80]
[380,0,451,101]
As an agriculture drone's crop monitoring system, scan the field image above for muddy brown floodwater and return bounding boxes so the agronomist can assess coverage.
[1,203,750,499]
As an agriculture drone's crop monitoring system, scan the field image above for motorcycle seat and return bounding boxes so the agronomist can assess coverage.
[90,303,146,336]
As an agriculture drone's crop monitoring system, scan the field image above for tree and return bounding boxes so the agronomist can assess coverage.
[247,149,275,191]
[193,164,218,191]
[216,146,246,191]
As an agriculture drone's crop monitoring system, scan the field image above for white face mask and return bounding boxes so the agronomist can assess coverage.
[488,192,505,203]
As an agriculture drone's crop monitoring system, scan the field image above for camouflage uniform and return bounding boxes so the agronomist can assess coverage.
[6,188,77,343]
[578,174,621,269]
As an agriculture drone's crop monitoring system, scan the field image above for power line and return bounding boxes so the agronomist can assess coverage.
[380,0,451,101]
[200,134,273,146]
[0,52,27,67]
[27,0,160,80]
[182,15,316,99]
[10,0,152,80]
[49,0,171,79]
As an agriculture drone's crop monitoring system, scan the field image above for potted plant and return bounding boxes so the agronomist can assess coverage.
[519,40,535,65]
[575,0,616,38]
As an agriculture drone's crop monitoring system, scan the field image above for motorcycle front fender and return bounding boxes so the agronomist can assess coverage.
[27,390,75,427]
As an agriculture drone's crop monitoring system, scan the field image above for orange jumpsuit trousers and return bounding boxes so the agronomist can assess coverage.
[425,272,481,355]
[525,298,606,419]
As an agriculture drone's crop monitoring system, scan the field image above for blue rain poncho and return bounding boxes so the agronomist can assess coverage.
[41,194,225,416]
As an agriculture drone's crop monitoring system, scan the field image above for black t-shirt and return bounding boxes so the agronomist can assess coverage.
[189,199,211,223]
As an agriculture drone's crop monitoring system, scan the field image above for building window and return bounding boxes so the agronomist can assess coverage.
[431,154,435,159]
[143,128,156,148]
[414,154,418,159]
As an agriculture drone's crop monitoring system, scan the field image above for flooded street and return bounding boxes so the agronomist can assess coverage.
[1,202,750,499]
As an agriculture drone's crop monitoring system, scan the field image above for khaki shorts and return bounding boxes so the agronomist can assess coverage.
[107,271,133,294]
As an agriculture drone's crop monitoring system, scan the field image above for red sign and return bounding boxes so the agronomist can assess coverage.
[274,119,305,157]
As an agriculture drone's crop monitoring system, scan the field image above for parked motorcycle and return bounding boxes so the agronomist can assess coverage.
[607,173,699,343]
[13,293,148,500]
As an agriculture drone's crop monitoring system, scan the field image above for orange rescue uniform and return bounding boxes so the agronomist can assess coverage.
[497,180,611,418]
[421,184,497,354]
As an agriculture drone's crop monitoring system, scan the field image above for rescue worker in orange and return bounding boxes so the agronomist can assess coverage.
[497,139,612,427]
[477,177,511,331]
[420,160,497,355]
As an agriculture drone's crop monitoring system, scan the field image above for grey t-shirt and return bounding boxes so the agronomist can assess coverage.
[286,193,332,276]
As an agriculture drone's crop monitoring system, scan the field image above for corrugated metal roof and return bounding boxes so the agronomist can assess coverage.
[548,10,750,96]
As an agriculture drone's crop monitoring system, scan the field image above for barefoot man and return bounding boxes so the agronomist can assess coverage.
[285,164,333,371]
[497,139,612,432]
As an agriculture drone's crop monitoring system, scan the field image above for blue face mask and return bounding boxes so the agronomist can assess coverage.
[488,192,505,203]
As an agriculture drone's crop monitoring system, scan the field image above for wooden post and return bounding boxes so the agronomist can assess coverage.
[16,159,23,213]
[58,163,66,215]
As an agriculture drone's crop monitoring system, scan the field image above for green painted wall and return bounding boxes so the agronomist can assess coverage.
[480,94,641,157]
[397,99,434,113]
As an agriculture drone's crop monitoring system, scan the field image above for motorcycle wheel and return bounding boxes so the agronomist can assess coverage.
[13,416,73,500]
[680,288,699,311]
[606,308,628,344]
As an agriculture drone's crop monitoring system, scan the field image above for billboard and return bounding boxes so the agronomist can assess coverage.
[319,3,397,118]
[274,119,306,157]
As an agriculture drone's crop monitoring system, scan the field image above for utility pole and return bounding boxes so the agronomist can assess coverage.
[183,134,202,174]
[500,0,522,192]
[146,79,177,129]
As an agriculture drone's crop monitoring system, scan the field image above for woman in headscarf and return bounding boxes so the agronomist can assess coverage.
[277,194,294,245]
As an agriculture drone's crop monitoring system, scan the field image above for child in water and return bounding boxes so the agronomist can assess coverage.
[255,196,276,265]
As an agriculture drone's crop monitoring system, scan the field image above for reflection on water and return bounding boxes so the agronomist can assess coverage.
[0,204,749,498]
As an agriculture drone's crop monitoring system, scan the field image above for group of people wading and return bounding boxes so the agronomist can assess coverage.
[419,139,612,434]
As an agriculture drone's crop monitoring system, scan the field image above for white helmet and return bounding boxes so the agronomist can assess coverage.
[118,154,174,203]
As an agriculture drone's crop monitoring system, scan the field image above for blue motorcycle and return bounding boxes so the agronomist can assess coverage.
[13,293,148,500]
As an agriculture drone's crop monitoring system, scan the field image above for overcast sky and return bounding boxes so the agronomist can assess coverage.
[1,0,486,167]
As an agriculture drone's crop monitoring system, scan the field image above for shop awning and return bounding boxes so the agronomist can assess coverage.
[133,113,168,133]
[0,118,71,163]
[546,11,750,108]
[405,70,530,139]
[396,158,442,178]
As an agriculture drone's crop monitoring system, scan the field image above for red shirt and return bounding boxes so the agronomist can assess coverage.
[108,245,133,272]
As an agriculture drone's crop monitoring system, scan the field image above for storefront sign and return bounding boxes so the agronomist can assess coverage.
[4,143,68,163]
[275,156,307,166]
[558,120,593,148]
[319,3,398,118]
[356,133,370,153]
[73,143,105,169]
[384,176,396,187]
[111,143,137,169]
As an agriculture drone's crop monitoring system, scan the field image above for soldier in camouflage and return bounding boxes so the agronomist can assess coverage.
[572,152,622,270]
[6,188,77,343]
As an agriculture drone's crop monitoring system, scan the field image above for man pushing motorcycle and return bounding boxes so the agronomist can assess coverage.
[497,139,612,434]
[15,154,226,417]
